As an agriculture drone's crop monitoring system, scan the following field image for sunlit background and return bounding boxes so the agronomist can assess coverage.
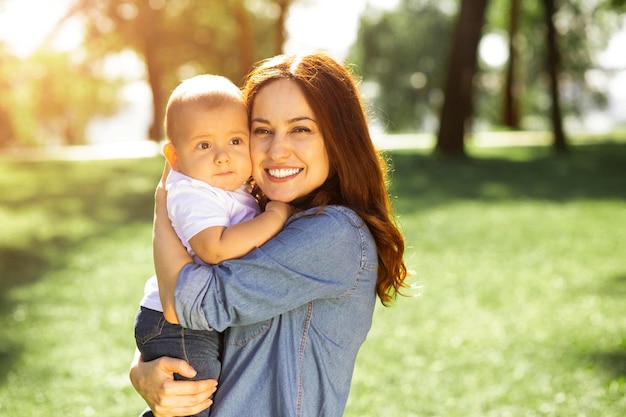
[0,0,624,149]
[0,0,398,59]
[0,0,399,147]
[1,3,626,416]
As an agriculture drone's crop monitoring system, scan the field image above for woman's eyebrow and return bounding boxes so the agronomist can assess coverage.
[251,116,316,124]
[289,116,317,124]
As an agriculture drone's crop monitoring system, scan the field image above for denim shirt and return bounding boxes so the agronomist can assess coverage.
[175,205,378,417]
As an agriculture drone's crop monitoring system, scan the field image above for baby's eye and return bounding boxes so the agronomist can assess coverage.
[230,137,243,145]
[198,142,211,150]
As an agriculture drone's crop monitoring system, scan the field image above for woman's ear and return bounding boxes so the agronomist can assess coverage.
[163,143,180,171]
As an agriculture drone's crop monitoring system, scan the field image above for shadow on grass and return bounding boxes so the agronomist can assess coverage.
[1,159,160,217]
[586,270,626,383]
[589,350,626,381]
[1,144,625,388]
[387,143,626,211]
[0,341,21,385]
[0,247,55,312]
[597,273,626,297]
[0,157,163,382]
[0,249,34,385]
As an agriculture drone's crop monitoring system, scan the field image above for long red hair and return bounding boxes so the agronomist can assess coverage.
[243,53,408,305]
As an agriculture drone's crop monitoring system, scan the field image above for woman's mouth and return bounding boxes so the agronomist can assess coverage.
[267,168,302,179]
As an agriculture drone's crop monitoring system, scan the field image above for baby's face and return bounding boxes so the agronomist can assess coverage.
[175,102,251,191]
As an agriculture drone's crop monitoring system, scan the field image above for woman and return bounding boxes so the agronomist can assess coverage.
[130,53,408,417]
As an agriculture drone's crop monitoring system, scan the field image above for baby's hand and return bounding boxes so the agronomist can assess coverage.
[265,201,294,223]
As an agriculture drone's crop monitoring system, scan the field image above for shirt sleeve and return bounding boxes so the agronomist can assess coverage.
[167,181,231,243]
[174,206,377,332]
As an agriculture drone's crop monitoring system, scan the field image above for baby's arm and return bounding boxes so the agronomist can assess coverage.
[189,200,293,265]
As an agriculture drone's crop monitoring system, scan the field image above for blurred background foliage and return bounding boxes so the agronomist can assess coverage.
[0,0,624,153]
[350,0,625,134]
[0,0,288,145]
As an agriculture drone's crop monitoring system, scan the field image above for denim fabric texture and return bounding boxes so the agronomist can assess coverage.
[175,206,378,417]
[134,307,222,417]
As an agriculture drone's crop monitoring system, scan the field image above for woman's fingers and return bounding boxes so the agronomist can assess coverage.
[152,376,217,417]
[168,357,197,379]
[156,356,196,380]
[152,381,214,417]
[131,356,217,417]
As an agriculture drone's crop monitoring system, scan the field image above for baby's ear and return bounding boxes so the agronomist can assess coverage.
[163,143,180,171]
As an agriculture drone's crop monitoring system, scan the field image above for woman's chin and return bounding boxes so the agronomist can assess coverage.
[262,187,301,204]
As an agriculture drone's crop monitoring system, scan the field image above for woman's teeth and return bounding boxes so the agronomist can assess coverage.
[268,168,301,178]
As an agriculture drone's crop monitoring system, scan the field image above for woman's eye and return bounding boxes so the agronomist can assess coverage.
[293,126,311,134]
[253,127,271,136]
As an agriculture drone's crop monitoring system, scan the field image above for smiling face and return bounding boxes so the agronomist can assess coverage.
[249,79,330,203]
[168,102,252,192]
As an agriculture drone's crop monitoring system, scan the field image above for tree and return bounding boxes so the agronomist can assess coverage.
[0,44,17,148]
[503,0,521,128]
[352,0,623,153]
[0,104,13,148]
[66,0,291,141]
[274,0,291,56]
[544,0,568,152]
[435,0,489,156]
[2,0,296,148]
[0,42,121,147]
[481,0,623,132]
[349,1,454,132]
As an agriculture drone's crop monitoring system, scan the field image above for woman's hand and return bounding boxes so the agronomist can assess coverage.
[129,350,217,417]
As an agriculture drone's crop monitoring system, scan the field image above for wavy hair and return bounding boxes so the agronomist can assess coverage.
[242,53,408,305]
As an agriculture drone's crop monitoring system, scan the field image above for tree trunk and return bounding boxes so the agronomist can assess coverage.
[0,106,15,148]
[435,0,489,157]
[274,0,291,55]
[233,0,255,80]
[544,0,568,152]
[145,40,164,141]
[139,5,164,142]
[503,0,521,128]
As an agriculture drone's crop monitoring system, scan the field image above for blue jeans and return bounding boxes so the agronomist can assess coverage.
[134,307,222,417]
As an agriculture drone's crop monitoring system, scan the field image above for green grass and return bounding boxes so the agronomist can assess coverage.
[1,143,625,416]
[0,158,162,416]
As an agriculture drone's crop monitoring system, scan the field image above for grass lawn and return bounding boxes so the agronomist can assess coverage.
[1,141,625,416]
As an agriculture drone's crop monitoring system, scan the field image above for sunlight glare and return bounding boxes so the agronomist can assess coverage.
[597,19,626,69]
[284,0,400,60]
[479,32,509,68]
[0,0,74,57]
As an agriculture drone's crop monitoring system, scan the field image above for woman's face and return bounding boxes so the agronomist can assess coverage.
[250,79,330,203]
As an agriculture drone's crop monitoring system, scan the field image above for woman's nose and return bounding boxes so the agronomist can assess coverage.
[267,132,290,160]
